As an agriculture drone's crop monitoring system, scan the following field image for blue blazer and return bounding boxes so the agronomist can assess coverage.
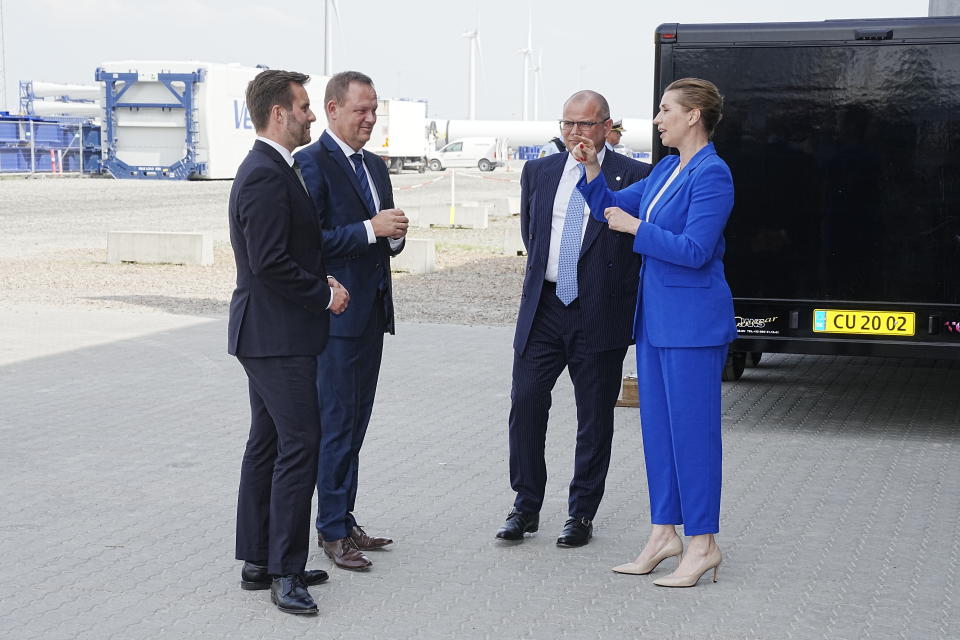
[514,150,651,355]
[578,143,736,348]
[228,140,331,357]
[295,131,404,337]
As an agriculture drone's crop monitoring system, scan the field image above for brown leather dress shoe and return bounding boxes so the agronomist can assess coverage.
[321,537,373,570]
[349,525,393,550]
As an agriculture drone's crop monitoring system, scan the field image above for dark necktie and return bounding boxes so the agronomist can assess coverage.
[350,152,377,216]
[292,160,308,193]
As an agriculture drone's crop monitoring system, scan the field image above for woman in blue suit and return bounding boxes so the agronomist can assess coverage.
[572,78,735,588]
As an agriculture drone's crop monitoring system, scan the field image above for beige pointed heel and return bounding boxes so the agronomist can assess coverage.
[652,548,722,588]
[611,534,683,575]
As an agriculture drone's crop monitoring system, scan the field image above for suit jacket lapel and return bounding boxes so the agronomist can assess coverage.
[362,149,387,212]
[649,144,716,225]
[321,131,374,218]
[648,167,687,225]
[254,140,313,209]
[538,155,566,251]
[580,154,618,257]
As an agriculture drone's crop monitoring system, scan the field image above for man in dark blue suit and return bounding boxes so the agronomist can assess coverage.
[295,71,407,571]
[496,90,651,547]
[229,70,349,614]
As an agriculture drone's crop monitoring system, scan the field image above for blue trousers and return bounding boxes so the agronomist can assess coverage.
[636,322,725,536]
[315,303,385,541]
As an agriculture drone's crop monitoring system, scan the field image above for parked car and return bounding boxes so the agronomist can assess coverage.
[427,137,505,171]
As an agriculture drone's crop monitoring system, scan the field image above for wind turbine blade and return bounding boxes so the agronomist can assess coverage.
[332,0,344,47]
[527,6,533,50]
[475,34,484,68]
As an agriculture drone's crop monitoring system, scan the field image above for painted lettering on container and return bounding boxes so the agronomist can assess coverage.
[233,100,253,130]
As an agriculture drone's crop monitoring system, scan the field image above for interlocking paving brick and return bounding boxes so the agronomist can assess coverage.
[1,310,958,639]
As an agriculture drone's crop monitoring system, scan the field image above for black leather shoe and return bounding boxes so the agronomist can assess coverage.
[495,508,539,540]
[556,516,593,547]
[270,575,318,615]
[240,562,329,590]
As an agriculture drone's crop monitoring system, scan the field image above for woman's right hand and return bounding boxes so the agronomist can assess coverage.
[568,134,601,182]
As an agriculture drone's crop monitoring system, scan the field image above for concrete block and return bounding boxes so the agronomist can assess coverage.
[417,203,489,229]
[507,196,521,215]
[503,225,527,256]
[107,231,213,266]
[391,237,435,274]
[402,206,422,228]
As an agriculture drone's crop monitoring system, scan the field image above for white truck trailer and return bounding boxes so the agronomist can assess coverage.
[366,98,428,174]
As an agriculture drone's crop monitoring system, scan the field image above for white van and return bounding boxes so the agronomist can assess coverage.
[427,137,505,172]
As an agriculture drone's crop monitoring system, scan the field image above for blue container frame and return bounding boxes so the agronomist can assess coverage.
[95,68,207,180]
[0,113,102,174]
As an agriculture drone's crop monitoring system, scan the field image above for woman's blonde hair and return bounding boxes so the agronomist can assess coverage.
[664,77,724,139]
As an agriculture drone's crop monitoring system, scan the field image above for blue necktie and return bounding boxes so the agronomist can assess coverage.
[556,164,586,305]
[350,152,377,216]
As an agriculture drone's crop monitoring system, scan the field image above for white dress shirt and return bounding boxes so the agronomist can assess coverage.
[324,129,402,250]
[256,136,295,167]
[545,146,606,283]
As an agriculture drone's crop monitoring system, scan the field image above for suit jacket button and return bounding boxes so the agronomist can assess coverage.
[528,233,534,240]
[607,262,613,268]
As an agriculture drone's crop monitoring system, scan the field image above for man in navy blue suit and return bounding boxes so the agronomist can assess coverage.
[229,70,349,615]
[295,71,407,571]
[495,90,651,547]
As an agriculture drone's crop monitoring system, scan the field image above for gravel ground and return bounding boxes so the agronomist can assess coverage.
[0,169,527,325]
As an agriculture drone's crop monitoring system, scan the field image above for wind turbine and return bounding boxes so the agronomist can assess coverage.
[324,0,341,76]
[531,51,542,121]
[518,13,533,121]
[462,28,482,120]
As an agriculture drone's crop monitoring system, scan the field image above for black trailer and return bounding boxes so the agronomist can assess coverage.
[653,17,960,379]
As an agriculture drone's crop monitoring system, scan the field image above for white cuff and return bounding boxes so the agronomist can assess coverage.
[363,220,376,244]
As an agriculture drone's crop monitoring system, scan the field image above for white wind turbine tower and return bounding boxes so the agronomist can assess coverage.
[324,0,341,76]
[531,51,542,121]
[462,28,482,120]
[518,13,534,121]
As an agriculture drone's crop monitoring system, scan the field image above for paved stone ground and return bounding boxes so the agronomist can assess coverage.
[1,307,958,639]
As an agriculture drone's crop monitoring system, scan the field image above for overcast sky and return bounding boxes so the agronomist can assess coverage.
[0,0,934,121]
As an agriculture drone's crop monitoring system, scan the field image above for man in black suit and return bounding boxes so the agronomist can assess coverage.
[228,69,349,615]
[295,71,407,571]
[496,90,651,547]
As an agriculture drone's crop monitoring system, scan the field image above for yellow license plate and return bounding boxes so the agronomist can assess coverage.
[813,309,915,336]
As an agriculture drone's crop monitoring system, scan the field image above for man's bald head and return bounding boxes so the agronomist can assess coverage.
[563,90,610,121]
[560,90,613,154]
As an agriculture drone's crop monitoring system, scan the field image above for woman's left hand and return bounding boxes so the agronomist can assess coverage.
[605,207,641,235]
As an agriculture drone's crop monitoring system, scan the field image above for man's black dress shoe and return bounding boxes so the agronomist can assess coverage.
[495,508,539,540]
[270,574,318,615]
[556,516,593,547]
[240,562,329,591]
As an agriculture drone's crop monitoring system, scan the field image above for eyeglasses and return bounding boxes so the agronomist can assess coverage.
[559,119,607,130]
